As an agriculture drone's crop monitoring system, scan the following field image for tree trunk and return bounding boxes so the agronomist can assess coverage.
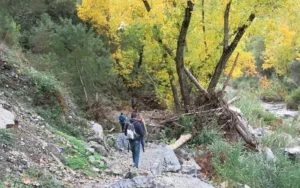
[201,0,208,54]
[208,7,255,91]
[168,133,193,150]
[175,0,194,112]
[169,73,181,111]
[221,52,239,93]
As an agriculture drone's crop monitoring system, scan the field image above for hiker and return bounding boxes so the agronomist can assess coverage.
[125,112,145,169]
[137,114,147,152]
[119,113,126,132]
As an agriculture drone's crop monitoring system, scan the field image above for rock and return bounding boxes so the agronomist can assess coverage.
[0,106,15,129]
[163,146,181,172]
[88,141,108,157]
[115,133,129,150]
[89,156,96,163]
[90,121,104,140]
[108,174,214,188]
[108,176,154,188]
[263,147,276,162]
[150,157,164,176]
[249,126,269,138]
[284,146,300,159]
[86,147,95,153]
[91,167,100,172]
[181,157,201,175]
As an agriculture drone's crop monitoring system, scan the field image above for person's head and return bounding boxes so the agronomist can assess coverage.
[121,113,123,115]
[131,112,138,119]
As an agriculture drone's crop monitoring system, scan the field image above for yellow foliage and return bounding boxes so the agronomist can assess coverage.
[259,76,271,89]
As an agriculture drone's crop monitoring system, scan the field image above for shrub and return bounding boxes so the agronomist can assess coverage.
[191,128,221,146]
[0,11,20,46]
[235,91,279,127]
[210,141,300,188]
[0,129,15,146]
[260,77,287,102]
[286,88,300,110]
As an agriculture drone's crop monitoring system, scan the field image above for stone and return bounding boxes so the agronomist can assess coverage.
[115,133,129,150]
[88,141,108,157]
[86,147,95,153]
[89,156,96,163]
[90,121,104,140]
[162,146,181,172]
[91,167,100,172]
[0,106,15,129]
[284,146,300,159]
[263,147,276,162]
[181,158,201,175]
[108,174,215,188]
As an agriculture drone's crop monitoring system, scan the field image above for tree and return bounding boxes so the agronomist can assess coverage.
[77,0,293,110]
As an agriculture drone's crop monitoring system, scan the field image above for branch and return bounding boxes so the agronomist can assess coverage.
[183,66,209,96]
[201,0,208,54]
[221,52,239,93]
[168,133,193,150]
[223,0,232,51]
[142,0,151,12]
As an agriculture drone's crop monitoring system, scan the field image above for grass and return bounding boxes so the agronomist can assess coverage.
[210,140,300,188]
[54,131,106,175]
[233,91,279,127]
[286,87,300,110]
[0,129,15,146]
[1,167,65,188]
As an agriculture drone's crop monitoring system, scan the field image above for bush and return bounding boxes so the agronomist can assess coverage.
[235,91,279,127]
[191,128,221,146]
[286,88,300,110]
[0,129,15,146]
[260,77,287,102]
[211,141,300,188]
[0,11,20,46]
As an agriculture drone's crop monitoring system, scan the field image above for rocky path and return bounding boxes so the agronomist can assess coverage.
[77,134,214,187]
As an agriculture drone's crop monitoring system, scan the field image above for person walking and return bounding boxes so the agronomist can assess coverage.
[125,112,145,170]
[119,113,126,133]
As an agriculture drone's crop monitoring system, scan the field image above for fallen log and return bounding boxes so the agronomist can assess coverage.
[168,133,193,150]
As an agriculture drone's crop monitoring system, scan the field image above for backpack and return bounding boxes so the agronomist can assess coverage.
[126,122,140,140]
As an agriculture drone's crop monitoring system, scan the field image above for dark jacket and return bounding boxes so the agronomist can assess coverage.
[125,119,145,141]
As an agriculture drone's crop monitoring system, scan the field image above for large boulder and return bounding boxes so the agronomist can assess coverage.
[115,133,129,150]
[88,141,108,157]
[90,121,104,140]
[0,105,15,129]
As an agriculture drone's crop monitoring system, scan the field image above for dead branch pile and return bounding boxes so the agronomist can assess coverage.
[159,67,257,150]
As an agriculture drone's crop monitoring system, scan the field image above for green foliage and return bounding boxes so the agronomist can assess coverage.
[286,87,300,110]
[260,77,287,102]
[289,60,300,85]
[211,141,300,188]
[27,14,117,106]
[179,116,195,133]
[191,128,221,146]
[25,68,61,106]
[234,91,279,126]
[231,77,260,90]
[0,129,15,146]
[0,11,20,46]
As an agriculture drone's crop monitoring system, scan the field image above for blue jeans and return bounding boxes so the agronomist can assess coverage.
[130,140,141,168]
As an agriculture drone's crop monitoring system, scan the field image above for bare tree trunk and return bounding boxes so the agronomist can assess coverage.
[169,73,181,111]
[78,69,88,104]
[184,67,208,96]
[221,52,239,93]
[175,0,194,112]
[168,133,193,150]
[208,1,255,91]
[142,0,151,12]
[201,0,208,54]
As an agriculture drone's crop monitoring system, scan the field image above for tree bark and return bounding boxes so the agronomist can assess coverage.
[175,0,194,112]
[169,73,181,111]
[208,6,255,91]
[221,52,239,93]
[201,0,208,54]
[142,0,151,12]
[184,67,208,96]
